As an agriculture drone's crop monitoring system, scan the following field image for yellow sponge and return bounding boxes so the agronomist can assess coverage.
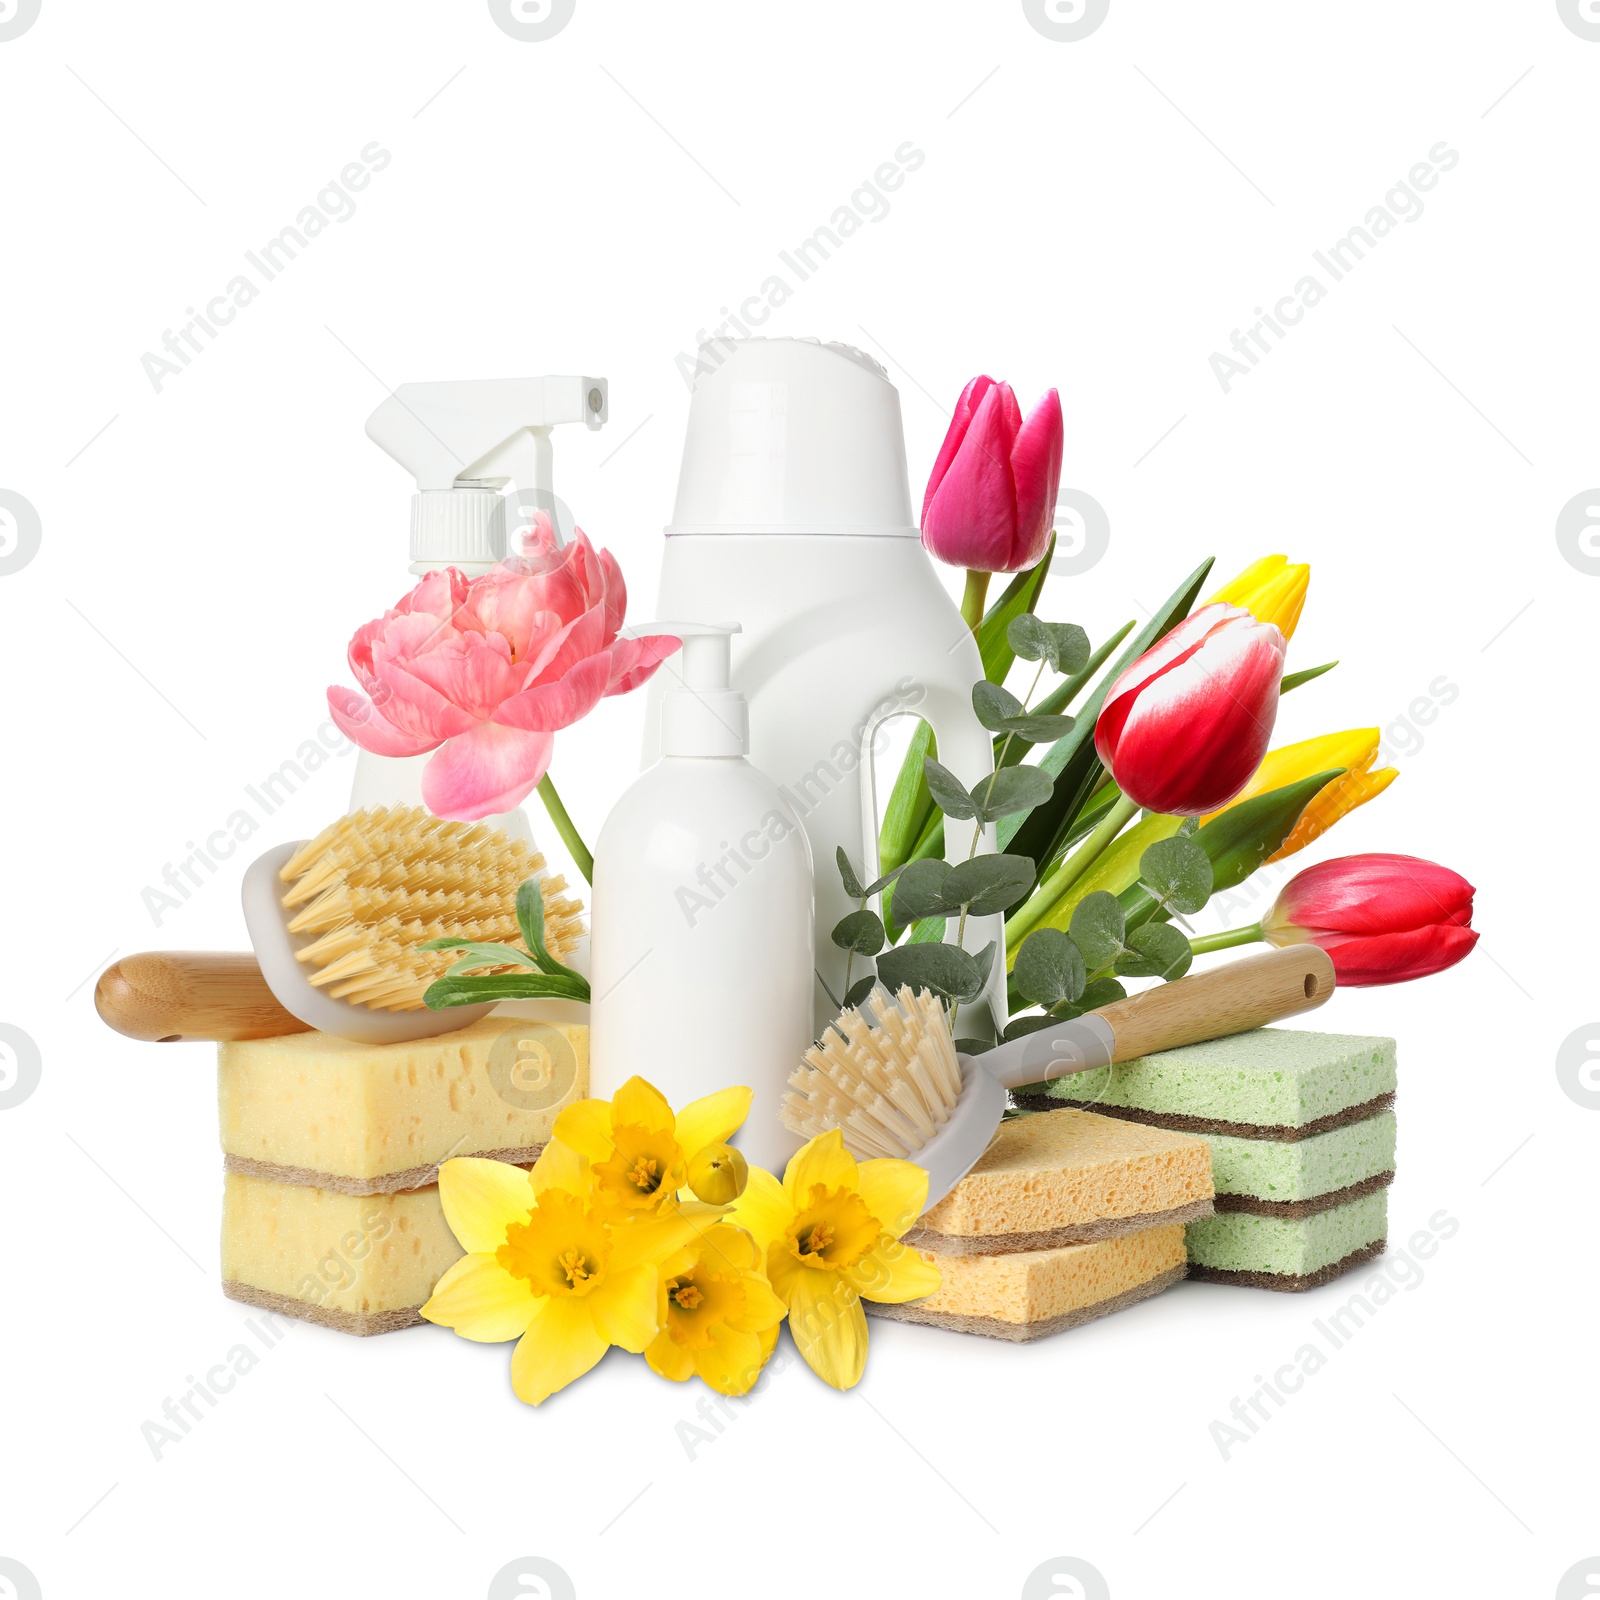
[221,1172,463,1336]
[909,1108,1213,1255]
[217,1013,587,1194]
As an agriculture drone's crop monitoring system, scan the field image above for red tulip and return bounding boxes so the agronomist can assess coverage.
[1262,853,1478,986]
[921,376,1063,574]
[1094,602,1286,815]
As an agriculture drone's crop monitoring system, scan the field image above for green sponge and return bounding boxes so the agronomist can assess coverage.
[1186,1190,1388,1291]
[1015,1027,1396,1139]
[1208,1111,1396,1209]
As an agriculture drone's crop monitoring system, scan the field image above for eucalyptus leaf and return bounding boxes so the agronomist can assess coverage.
[836,847,867,900]
[1069,891,1127,970]
[998,712,1075,742]
[972,680,1024,733]
[831,909,886,957]
[970,763,1055,825]
[892,858,954,924]
[875,940,986,1004]
[924,757,978,820]
[1013,928,1087,1008]
[1115,922,1194,981]
[943,853,1036,916]
[1139,835,1214,915]
[972,940,997,990]
[1002,1013,1063,1041]
[843,975,881,1010]
[954,1036,996,1056]
[1006,615,1091,675]
[1078,976,1127,1011]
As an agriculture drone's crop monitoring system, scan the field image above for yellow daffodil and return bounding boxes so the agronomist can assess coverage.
[421,1143,704,1406]
[1207,727,1397,860]
[644,1222,787,1396]
[728,1129,940,1390]
[555,1076,752,1217]
[1204,553,1310,641]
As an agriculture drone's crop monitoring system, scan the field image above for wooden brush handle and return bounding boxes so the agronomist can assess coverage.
[1095,945,1335,1061]
[95,952,309,1043]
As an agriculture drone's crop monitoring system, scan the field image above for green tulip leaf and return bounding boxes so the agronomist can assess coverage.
[1139,835,1214,916]
[1013,928,1087,1009]
[1281,660,1338,694]
[1116,922,1194,981]
[875,940,986,1004]
[1070,891,1127,970]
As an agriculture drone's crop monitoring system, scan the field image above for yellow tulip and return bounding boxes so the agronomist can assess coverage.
[728,1129,940,1390]
[554,1076,753,1218]
[420,1143,706,1406]
[1206,727,1397,861]
[1204,554,1310,641]
[645,1222,787,1396]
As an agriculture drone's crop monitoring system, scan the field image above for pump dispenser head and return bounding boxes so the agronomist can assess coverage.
[639,622,747,757]
[366,376,608,574]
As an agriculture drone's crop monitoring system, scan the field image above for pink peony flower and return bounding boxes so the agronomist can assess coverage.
[328,515,678,821]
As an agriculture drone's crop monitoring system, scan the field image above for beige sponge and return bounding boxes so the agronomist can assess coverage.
[221,1172,464,1336]
[907,1108,1213,1256]
[869,1224,1188,1342]
[218,1014,587,1194]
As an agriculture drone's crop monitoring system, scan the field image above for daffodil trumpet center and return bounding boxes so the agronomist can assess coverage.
[787,1185,880,1270]
[596,1123,684,1210]
[496,1190,612,1298]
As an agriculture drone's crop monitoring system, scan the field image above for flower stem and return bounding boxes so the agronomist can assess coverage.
[960,568,991,637]
[1188,923,1264,955]
[536,772,594,885]
[1005,794,1140,947]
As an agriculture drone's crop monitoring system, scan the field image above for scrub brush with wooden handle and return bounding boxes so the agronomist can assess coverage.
[96,806,583,1045]
[781,945,1335,1208]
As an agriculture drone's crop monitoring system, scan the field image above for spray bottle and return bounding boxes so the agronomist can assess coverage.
[355,375,609,844]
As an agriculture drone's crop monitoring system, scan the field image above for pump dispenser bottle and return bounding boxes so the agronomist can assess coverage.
[590,623,813,1175]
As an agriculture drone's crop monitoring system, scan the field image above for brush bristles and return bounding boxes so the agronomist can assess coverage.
[277,805,584,1012]
[780,985,964,1160]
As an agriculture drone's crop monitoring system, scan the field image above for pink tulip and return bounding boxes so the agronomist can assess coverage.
[921,376,1063,574]
[1094,602,1286,815]
[329,514,678,822]
[1262,853,1478,986]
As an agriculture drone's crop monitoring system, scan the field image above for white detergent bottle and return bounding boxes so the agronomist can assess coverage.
[354,375,609,847]
[591,623,813,1175]
[643,337,1005,1036]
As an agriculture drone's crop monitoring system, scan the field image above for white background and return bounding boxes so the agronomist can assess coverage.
[2,3,1597,1598]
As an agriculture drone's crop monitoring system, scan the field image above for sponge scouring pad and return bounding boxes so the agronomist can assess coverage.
[908,1108,1213,1255]
[1209,1110,1396,1218]
[870,1225,1187,1341]
[1185,1189,1388,1291]
[1015,1027,1396,1140]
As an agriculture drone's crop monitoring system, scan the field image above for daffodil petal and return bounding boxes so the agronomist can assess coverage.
[420,1253,537,1342]
[509,1296,608,1405]
[697,1222,760,1275]
[590,1263,661,1352]
[673,1085,753,1158]
[437,1157,535,1254]
[785,1264,867,1390]
[552,1098,614,1161]
[729,1270,788,1332]
[645,1328,695,1383]
[846,1237,942,1304]
[610,1209,710,1272]
[854,1157,931,1239]
[783,1128,858,1209]
[613,1075,674,1132]
[728,1167,792,1253]
[529,1138,588,1196]
[697,1323,766,1396]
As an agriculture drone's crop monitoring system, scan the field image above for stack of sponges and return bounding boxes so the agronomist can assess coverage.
[216,1014,587,1334]
[868,1108,1214,1341]
[1016,1027,1396,1292]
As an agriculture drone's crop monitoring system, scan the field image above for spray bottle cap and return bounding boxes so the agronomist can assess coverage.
[366,377,608,574]
[637,622,747,757]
